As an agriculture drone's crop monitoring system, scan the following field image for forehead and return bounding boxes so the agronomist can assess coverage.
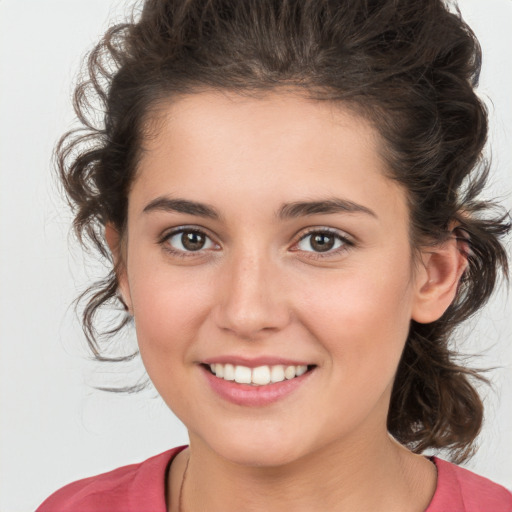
[143,89,378,158]
[132,89,407,223]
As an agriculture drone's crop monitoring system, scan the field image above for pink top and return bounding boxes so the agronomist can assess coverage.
[36,446,512,512]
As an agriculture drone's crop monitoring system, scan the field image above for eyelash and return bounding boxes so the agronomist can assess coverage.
[158,226,355,260]
[293,227,354,260]
[158,227,219,259]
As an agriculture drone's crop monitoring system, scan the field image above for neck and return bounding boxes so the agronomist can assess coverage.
[170,431,436,512]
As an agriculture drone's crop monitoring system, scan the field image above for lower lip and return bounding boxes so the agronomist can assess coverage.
[202,366,314,406]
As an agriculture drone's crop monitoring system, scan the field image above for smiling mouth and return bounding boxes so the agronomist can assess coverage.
[203,363,316,386]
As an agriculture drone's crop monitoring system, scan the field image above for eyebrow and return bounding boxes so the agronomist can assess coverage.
[142,196,376,220]
[277,198,377,219]
[142,197,221,220]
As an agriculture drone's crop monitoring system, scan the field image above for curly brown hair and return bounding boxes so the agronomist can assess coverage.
[57,0,510,463]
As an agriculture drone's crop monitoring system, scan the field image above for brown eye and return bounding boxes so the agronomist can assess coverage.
[182,231,206,251]
[296,230,349,254]
[165,229,216,253]
[310,233,335,252]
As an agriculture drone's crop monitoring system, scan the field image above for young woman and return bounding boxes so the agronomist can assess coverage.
[36,0,511,510]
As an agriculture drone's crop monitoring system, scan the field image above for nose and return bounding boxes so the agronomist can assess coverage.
[212,249,291,340]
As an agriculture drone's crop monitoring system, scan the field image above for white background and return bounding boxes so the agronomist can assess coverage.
[0,1,511,510]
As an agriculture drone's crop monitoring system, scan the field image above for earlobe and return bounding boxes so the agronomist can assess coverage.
[104,223,133,314]
[411,235,468,324]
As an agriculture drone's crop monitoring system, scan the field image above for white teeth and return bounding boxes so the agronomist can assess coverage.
[223,363,235,381]
[252,366,271,385]
[284,365,296,379]
[270,365,285,383]
[296,365,307,376]
[234,365,252,384]
[209,363,310,386]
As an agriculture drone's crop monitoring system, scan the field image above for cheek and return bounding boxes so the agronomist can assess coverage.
[127,260,213,361]
[296,261,414,380]
[128,268,214,413]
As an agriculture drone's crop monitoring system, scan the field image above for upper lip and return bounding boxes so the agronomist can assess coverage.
[201,356,313,368]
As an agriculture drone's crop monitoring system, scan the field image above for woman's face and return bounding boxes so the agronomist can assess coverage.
[116,90,430,466]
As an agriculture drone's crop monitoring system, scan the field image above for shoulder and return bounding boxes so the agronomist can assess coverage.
[35,446,187,512]
[427,456,512,512]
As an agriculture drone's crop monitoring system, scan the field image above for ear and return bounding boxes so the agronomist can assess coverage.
[411,234,468,324]
[105,223,133,314]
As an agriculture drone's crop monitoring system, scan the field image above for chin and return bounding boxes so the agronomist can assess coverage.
[196,427,310,468]
[220,443,305,468]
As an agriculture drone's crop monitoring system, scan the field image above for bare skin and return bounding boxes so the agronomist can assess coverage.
[107,89,465,512]
[167,432,437,512]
